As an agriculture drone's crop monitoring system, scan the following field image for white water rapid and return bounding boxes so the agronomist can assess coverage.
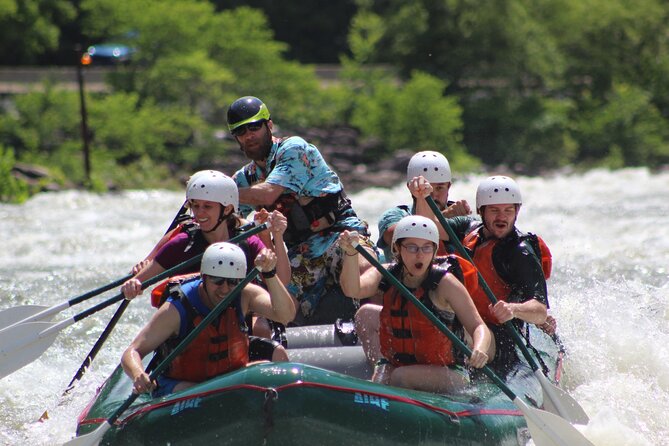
[0,168,667,445]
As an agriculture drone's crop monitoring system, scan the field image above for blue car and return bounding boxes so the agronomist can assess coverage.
[83,42,135,65]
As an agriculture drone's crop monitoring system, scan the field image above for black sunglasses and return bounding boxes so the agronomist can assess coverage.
[208,276,243,287]
[231,120,265,137]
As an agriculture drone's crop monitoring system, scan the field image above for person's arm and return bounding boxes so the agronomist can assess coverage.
[490,242,549,325]
[489,299,547,325]
[121,260,166,299]
[245,249,296,324]
[434,274,491,368]
[442,200,471,218]
[238,182,285,207]
[121,303,181,394]
[337,231,383,299]
[254,210,291,285]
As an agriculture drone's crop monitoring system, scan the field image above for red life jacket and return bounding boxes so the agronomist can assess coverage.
[159,281,249,383]
[462,227,552,324]
[150,274,200,308]
[379,263,463,367]
[436,254,479,298]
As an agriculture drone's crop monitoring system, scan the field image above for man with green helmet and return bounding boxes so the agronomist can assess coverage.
[227,96,378,325]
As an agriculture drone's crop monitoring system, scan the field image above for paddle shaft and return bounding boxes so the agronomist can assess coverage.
[353,244,515,401]
[102,268,259,429]
[64,221,267,389]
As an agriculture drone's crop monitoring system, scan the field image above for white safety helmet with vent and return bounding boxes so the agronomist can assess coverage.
[201,242,247,279]
[186,170,239,212]
[406,151,452,183]
[475,176,522,210]
[391,215,440,246]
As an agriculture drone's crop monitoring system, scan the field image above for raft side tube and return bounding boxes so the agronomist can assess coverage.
[286,346,373,380]
[284,320,358,349]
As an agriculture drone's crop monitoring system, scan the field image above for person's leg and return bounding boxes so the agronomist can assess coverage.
[390,364,469,393]
[354,304,382,365]
[251,315,272,339]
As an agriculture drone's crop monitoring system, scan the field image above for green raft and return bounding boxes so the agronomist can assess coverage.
[75,323,562,446]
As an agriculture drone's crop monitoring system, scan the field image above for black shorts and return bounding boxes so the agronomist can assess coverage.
[248,336,283,361]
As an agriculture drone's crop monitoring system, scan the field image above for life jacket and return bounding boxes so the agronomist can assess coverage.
[435,254,479,298]
[158,280,249,383]
[379,263,464,367]
[462,226,552,324]
[242,138,352,246]
[149,223,256,308]
[150,274,200,308]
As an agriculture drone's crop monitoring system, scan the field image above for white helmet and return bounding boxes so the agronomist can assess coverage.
[476,176,522,209]
[407,151,452,183]
[201,242,247,279]
[186,170,239,212]
[391,215,440,246]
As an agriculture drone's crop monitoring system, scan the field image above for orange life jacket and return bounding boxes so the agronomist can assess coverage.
[159,281,249,383]
[379,263,463,367]
[436,254,479,298]
[462,227,552,324]
[150,273,200,308]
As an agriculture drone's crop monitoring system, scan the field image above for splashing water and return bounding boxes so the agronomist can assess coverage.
[0,169,667,445]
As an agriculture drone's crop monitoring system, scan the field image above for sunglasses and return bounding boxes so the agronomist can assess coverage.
[401,243,435,254]
[208,276,243,287]
[231,120,265,137]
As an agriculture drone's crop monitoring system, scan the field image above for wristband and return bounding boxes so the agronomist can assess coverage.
[261,269,277,279]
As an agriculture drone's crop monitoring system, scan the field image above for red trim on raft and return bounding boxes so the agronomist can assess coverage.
[78,380,523,428]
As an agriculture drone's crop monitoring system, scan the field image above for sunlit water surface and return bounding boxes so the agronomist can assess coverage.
[0,168,667,445]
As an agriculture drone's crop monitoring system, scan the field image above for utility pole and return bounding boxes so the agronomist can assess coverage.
[75,44,92,187]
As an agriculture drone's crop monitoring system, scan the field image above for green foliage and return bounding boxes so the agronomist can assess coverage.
[0,145,28,202]
[87,92,204,165]
[574,83,669,167]
[0,0,76,64]
[350,70,477,170]
[0,82,80,156]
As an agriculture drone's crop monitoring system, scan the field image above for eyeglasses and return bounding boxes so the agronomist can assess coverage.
[401,243,435,254]
[208,276,243,287]
[231,120,265,137]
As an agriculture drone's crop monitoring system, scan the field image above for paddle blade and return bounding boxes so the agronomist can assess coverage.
[63,422,111,446]
[536,371,590,425]
[0,305,49,330]
[514,398,593,446]
[0,321,59,379]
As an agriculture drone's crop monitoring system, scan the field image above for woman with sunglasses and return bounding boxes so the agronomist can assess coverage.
[121,242,296,397]
[338,215,492,393]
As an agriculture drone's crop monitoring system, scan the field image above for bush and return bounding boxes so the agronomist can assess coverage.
[0,146,29,203]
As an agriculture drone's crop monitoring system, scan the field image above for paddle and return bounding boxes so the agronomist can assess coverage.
[424,196,590,425]
[36,202,190,421]
[0,276,131,332]
[64,267,260,446]
[353,242,593,446]
[0,202,191,332]
[62,220,265,392]
[0,223,267,380]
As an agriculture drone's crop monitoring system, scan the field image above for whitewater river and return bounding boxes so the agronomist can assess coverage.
[0,168,667,445]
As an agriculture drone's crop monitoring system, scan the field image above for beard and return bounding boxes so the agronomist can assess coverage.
[240,131,273,162]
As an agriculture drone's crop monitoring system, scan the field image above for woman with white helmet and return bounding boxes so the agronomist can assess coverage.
[337,215,491,393]
[438,175,551,374]
[121,170,290,300]
[121,242,296,397]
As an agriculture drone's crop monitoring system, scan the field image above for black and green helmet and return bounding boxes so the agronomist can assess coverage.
[227,96,271,132]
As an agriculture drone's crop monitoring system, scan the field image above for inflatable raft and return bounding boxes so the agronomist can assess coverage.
[74,321,563,445]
